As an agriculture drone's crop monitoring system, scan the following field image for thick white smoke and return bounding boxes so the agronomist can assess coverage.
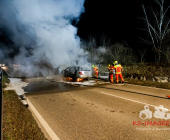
[0,0,88,76]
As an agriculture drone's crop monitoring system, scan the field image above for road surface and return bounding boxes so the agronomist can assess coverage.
[24,78,170,140]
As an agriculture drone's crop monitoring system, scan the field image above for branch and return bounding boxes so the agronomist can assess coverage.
[136,17,146,21]
[162,19,170,39]
[136,27,149,32]
[159,1,164,33]
[106,52,115,60]
[151,9,159,28]
[138,49,147,56]
[154,0,161,6]
[148,23,159,37]
[140,38,153,45]
[149,24,160,44]
[147,23,160,46]
[142,5,156,47]
[163,5,170,19]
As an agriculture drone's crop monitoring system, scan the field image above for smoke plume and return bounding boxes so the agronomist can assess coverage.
[0,0,86,76]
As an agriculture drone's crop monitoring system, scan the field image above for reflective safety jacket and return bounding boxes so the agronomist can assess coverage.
[113,64,123,74]
[94,67,98,72]
[108,66,113,73]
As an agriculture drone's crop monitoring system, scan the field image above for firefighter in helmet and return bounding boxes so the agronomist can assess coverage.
[94,65,99,78]
[108,64,114,82]
[108,64,111,82]
[112,61,124,83]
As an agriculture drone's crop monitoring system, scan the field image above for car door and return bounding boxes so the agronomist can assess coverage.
[64,67,70,77]
[69,66,76,77]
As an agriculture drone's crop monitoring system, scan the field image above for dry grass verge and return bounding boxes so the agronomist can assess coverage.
[3,90,47,140]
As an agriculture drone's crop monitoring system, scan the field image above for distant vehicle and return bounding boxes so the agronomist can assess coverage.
[61,66,91,81]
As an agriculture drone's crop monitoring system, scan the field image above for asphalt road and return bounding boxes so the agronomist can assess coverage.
[25,78,170,140]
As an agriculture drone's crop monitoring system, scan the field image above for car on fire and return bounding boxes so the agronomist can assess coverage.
[61,66,91,81]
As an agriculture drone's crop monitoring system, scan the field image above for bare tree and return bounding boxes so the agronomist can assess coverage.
[87,35,96,64]
[100,33,111,48]
[138,49,147,63]
[140,0,170,62]
[104,42,135,65]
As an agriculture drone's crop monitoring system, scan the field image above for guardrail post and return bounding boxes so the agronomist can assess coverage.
[0,68,3,139]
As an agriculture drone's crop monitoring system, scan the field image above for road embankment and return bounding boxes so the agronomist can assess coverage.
[3,90,47,140]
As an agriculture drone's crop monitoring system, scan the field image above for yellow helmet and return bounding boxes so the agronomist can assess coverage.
[114,61,118,64]
[92,65,94,68]
[108,64,110,67]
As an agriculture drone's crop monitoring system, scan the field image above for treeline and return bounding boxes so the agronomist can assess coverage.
[80,35,137,65]
[80,0,170,65]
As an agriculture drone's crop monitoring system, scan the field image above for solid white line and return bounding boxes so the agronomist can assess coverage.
[27,98,60,140]
[125,83,170,91]
[100,92,170,111]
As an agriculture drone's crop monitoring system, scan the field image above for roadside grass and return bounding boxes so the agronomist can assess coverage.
[2,69,10,88]
[3,90,47,140]
[125,78,170,90]
[2,69,47,140]
[2,70,48,140]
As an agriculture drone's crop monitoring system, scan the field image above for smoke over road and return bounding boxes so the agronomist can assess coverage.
[0,0,86,76]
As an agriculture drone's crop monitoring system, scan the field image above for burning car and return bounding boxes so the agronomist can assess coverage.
[61,66,91,82]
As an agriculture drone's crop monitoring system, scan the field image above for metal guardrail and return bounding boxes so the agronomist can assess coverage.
[0,68,2,139]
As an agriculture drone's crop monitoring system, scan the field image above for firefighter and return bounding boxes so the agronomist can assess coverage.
[108,64,114,82]
[108,64,111,82]
[113,61,124,83]
[94,65,99,78]
[93,65,97,77]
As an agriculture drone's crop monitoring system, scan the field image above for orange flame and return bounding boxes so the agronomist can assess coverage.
[63,77,85,82]
[76,78,84,82]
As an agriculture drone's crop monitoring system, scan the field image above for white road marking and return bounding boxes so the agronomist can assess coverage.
[126,83,170,91]
[100,92,170,111]
[27,98,60,140]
